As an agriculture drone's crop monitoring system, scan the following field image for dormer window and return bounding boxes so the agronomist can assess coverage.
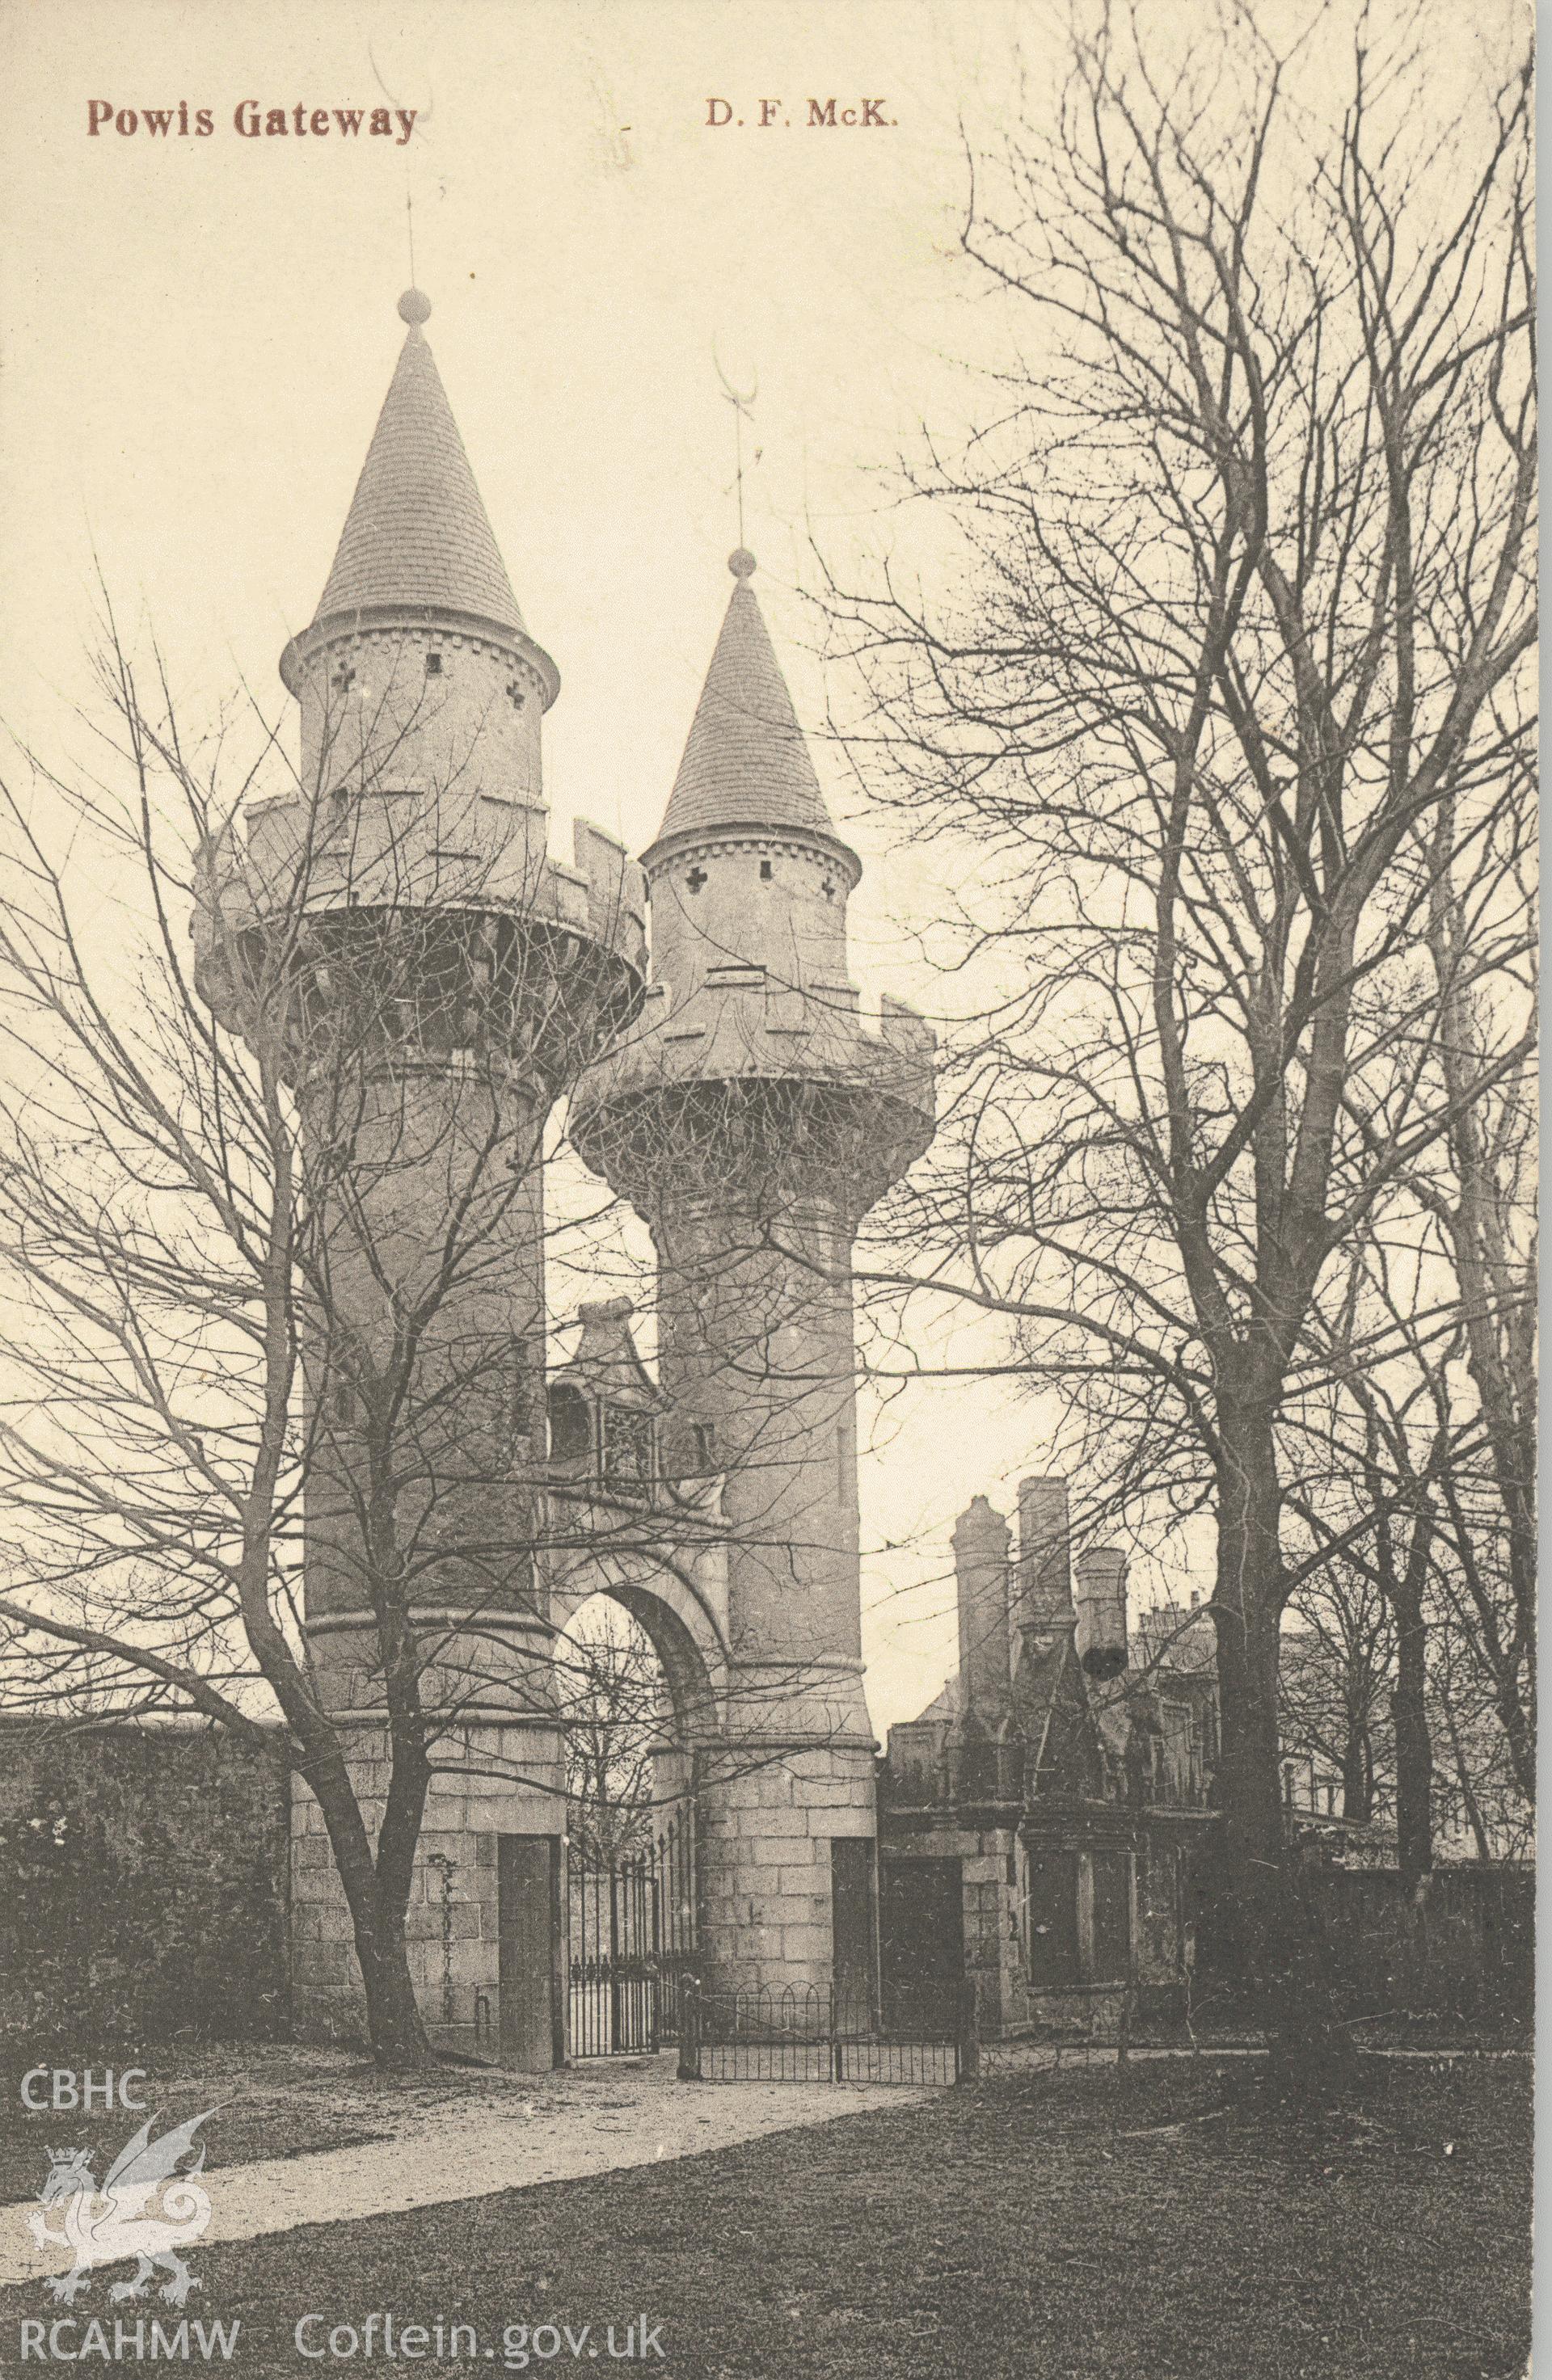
[686,867,707,895]
[547,1381,592,1467]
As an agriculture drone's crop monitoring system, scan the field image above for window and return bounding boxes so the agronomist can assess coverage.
[546,1381,591,1466]
[1025,1847,1081,1985]
[686,867,706,894]
[600,1403,654,1489]
[425,651,444,676]
[506,680,526,709]
[1090,1850,1132,1982]
[759,859,774,882]
[1160,1700,1192,1801]
[690,1419,717,1472]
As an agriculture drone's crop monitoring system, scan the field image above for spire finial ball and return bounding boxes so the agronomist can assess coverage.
[728,547,757,580]
[398,288,432,326]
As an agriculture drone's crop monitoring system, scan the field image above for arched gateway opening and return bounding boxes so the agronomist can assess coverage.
[552,1591,705,2058]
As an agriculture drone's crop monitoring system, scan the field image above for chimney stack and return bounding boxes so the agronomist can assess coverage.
[952,1497,1013,1714]
[1013,1476,1073,1637]
[1074,1546,1129,1679]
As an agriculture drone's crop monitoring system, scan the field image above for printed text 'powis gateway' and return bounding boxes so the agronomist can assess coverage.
[86,102,419,144]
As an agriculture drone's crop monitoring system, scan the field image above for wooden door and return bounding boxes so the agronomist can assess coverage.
[497,1834,563,2070]
[830,1837,878,2025]
[879,1856,964,2032]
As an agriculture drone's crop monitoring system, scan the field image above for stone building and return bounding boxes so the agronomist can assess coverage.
[192,289,933,2059]
[879,1478,1219,2037]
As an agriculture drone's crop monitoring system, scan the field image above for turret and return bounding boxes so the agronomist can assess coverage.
[192,292,645,2054]
[196,290,644,1067]
[571,550,935,1998]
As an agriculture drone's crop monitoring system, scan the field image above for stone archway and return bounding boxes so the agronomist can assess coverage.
[550,1576,716,2058]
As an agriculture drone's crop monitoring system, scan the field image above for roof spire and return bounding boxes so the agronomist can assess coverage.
[643,554,856,873]
[306,290,525,638]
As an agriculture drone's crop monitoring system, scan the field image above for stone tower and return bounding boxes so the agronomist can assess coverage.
[195,291,646,2052]
[571,549,934,2001]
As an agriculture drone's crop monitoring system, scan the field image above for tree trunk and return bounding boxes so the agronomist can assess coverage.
[1208,1405,1353,2089]
[1390,1586,1434,1890]
[353,1894,435,2070]
[1439,1676,1494,1864]
[305,1747,436,2071]
[1340,1707,1373,1823]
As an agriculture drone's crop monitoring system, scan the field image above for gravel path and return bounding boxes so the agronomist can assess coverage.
[2,2053,932,2289]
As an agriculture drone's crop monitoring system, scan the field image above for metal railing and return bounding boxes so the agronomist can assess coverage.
[677,1978,976,2085]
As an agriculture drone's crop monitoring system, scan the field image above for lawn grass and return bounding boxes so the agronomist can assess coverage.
[2,2054,1528,2379]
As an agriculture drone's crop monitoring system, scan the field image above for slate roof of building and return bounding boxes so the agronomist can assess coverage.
[1132,1599,1218,1679]
[651,557,845,851]
[312,317,525,635]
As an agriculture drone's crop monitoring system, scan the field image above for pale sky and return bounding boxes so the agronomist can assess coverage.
[0,0,1197,1736]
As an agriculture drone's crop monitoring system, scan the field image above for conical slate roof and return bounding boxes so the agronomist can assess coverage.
[310,296,525,636]
[650,552,842,851]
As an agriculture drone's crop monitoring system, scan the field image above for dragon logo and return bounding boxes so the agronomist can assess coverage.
[27,2110,214,2306]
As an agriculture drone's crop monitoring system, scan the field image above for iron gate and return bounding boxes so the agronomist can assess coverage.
[569,1809,696,2056]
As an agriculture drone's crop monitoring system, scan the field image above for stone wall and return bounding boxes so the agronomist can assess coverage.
[1302,1864,1533,2028]
[290,1720,566,2056]
[879,1822,1026,2036]
[697,1746,876,1995]
[0,1720,290,2045]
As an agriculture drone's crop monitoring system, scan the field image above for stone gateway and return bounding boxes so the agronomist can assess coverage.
[192,290,934,2060]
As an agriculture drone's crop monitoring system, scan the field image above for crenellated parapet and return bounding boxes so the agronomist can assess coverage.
[195,800,644,980]
[194,802,645,1089]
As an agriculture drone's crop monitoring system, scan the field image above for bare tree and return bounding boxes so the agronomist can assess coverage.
[825,2,1535,2045]
[1280,1562,1394,1827]
[0,622,680,2066]
[555,1602,662,1866]
[0,611,899,2062]
[1418,817,1537,1796]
